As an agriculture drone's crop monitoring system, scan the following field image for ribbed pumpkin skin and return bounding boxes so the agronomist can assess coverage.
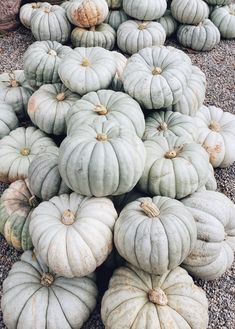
[143,111,198,141]
[211,4,235,39]
[205,0,232,4]
[117,21,166,55]
[31,5,71,44]
[123,46,192,110]
[114,196,197,275]
[2,250,98,329]
[67,0,109,27]
[0,70,34,117]
[206,163,217,191]
[66,90,145,138]
[19,2,52,29]
[28,147,70,201]
[101,264,209,329]
[110,51,127,91]
[182,191,235,280]
[0,127,56,183]
[27,83,81,135]
[156,9,178,37]
[123,0,167,20]
[23,41,72,88]
[195,105,235,168]
[106,0,122,9]
[104,9,129,30]
[138,136,210,199]
[0,180,38,251]
[171,0,209,24]
[61,1,70,10]
[177,19,220,51]
[59,120,146,197]
[58,47,116,95]
[30,193,118,277]
[0,101,18,139]
[166,66,206,116]
[71,24,116,50]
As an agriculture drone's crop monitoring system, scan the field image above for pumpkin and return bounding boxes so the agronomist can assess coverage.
[67,0,109,27]
[0,101,18,139]
[29,193,117,277]
[0,70,34,118]
[104,9,129,30]
[171,0,209,25]
[123,0,167,20]
[24,40,72,88]
[31,5,71,44]
[143,110,198,141]
[19,2,52,29]
[210,4,235,39]
[177,19,220,51]
[110,51,127,91]
[27,83,81,135]
[1,250,98,329]
[182,191,235,280]
[66,90,145,138]
[195,105,235,168]
[114,196,197,275]
[0,127,56,183]
[206,163,217,191]
[71,24,116,50]
[58,47,116,95]
[117,20,166,55]
[59,120,146,197]
[106,0,122,9]
[101,264,209,329]
[138,136,210,199]
[123,46,192,110]
[0,180,38,251]
[61,1,70,10]
[28,146,70,201]
[205,0,232,4]
[157,9,178,37]
[166,66,206,116]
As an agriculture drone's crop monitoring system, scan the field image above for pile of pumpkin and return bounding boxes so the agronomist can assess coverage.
[19,0,235,54]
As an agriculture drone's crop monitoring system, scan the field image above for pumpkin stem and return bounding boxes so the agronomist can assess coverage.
[89,26,96,32]
[94,105,108,115]
[96,133,108,141]
[158,122,168,131]
[20,148,30,156]
[61,209,75,225]
[44,7,51,13]
[41,273,54,287]
[32,3,40,9]
[10,79,19,87]
[140,201,160,218]
[165,150,177,159]
[29,195,39,208]
[138,22,148,30]
[48,49,57,56]
[148,288,168,306]
[82,58,90,67]
[209,121,220,133]
[56,92,66,101]
[152,67,162,75]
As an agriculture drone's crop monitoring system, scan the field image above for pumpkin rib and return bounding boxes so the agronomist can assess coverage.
[49,287,73,327]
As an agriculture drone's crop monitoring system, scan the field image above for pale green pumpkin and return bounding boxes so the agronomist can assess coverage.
[123,0,167,20]
[0,101,18,139]
[19,2,52,29]
[104,9,129,30]
[156,9,178,37]
[211,4,235,39]
[205,0,232,5]
[171,0,209,24]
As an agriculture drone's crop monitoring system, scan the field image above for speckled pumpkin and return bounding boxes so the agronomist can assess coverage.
[104,9,129,30]
[30,193,117,277]
[101,264,209,329]
[210,4,235,39]
[110,51,127,91]
[27,83,81,135]
[0,101,18,139]
[1,250,98,329]
[171,0,209,24]
[156,9,178,37]
[0,127,56,183]
[123,0,167,20]
[19,2,52,29]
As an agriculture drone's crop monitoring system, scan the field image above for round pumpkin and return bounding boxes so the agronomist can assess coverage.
[123,0,167,20]
[110,51,127,91]
[210,4,235,39]
[0,127,56,183]
[0,180,38,251]
[0,70,34,117]
[123,46,192,110]
[31,5,71,44]
[0,101,18,139]
[182,190,235,280]
[101,264,209,329]
[67,0,109,27]
[28,146,70,201]
[66,90,145,138]
[23,40,72,88]
[106,0,122,9]
[138,136,210,199]
[59,120,146,197]
[143,110,198,141]
[195,105,235,168]
[171,0,209,24]
[27,83,81,135]
[104,9,129,30]
[157,9,178,37]
[177,19,220,51]
[19,2,52,29]
[71,24,116,50]
[58,47,116,95]
[29,193,117,277]
[114,196,197,275]
[117,20,166,55]
[1,250,98,329]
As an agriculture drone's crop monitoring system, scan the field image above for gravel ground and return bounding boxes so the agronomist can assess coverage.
[0,27,235,329]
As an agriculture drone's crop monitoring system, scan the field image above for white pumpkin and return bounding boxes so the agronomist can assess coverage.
[123,0,167,20]
[210,4,235,39]
[157,9,178,37]
[0,101,18,139]
[19,2,52,29]
[171,0,209,25]
[110,51,127,91]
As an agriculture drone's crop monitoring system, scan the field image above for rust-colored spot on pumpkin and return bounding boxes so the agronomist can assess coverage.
[28,97,38,113]
[203,144,222,162]
[72,3,103,28]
